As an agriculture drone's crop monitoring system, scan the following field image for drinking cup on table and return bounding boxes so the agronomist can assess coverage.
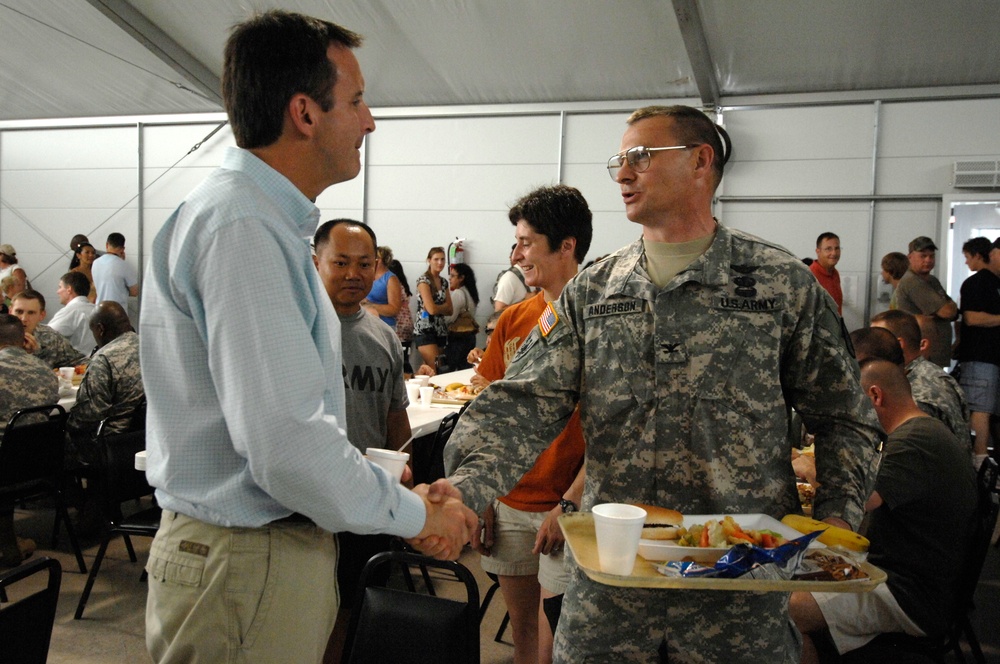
[59,367,75,381]
[405,382,420,406]
[366,448,410,483]
[413,375,431,387]
[418,385,434,408]
[592,503,647,575]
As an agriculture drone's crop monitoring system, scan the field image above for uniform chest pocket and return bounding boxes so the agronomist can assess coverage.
[690,314,784,429]
[583,310,654,407]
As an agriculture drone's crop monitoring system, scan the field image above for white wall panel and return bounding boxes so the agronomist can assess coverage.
[563,112,631,163]
[725,159,875,197]
[0,127,137,169]
[368,115,561,165]
[142,123,233,168]
[879,99,1000,158]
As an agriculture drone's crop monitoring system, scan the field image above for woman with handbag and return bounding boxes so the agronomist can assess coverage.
[444,263,480,371]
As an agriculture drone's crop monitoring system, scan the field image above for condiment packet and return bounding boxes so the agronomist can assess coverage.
[656,531,822,579]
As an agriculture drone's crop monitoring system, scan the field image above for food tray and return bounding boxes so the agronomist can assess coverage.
[430,394,467,405]
[558,513,885,592]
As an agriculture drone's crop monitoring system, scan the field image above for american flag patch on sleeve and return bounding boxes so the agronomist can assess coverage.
[538,302,559,337]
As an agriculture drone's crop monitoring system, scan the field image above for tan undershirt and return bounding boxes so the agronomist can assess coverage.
[643,232,716,289]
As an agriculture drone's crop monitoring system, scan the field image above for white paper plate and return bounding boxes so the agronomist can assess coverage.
[637,513,813,564]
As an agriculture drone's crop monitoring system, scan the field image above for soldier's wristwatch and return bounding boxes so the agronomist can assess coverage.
[559,499,578,513]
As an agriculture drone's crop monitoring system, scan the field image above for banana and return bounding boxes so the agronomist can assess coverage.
[781,514,870,553]
[446,382,466,392]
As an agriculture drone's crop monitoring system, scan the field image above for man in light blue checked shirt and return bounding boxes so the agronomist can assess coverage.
[141,11,476,663]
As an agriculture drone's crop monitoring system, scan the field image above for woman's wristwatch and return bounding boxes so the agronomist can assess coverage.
[559,499,578,513]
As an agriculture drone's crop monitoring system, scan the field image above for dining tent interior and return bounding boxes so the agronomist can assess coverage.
[1,1,999,662]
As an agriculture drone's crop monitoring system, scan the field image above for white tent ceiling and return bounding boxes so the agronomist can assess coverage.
[1,0,999,122]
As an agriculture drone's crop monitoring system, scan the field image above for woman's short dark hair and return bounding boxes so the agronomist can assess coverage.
[223,10,362,149]
[508,185,593,264]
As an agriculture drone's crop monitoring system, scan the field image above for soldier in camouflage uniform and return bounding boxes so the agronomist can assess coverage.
[67,302,143,463]
[445,106,882,663]
[870,309,971,453]
[10,290,89,368]
[0,314,59,566]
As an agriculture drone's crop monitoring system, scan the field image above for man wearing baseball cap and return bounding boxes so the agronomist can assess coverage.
[894,236,958,368]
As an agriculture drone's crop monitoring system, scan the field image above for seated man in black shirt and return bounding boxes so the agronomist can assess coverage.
[790,359,977,661]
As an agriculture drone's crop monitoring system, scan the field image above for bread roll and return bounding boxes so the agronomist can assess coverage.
[631,504,683,540]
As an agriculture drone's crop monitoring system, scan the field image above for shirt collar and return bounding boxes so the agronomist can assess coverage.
[221,147,321,238]
[603,223,734,300]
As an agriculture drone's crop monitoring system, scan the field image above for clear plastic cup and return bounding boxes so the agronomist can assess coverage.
[366,448,410,482]
[592,503,647,575]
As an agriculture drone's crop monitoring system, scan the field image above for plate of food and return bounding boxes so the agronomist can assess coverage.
[431,382,483,404]
[637,512,813,564]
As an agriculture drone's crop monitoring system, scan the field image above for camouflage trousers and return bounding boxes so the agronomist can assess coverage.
[552,565,801,663]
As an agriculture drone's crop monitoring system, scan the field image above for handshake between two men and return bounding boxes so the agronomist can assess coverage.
[405,478,479,560]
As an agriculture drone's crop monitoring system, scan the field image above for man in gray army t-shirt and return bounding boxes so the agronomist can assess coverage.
[446,105,882,663]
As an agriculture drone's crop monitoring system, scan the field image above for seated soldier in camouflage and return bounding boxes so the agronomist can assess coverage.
[870,309,972,454]
[66,302,143,464]
[10,290,88,369]
[0,314,59,567]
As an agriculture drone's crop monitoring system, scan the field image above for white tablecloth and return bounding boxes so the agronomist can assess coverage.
[406,368,475,438]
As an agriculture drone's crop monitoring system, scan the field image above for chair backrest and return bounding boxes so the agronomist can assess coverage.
[954,458,999,614]
[343,550,480,664]
[96,427,152,519]
[0,557,62,664]
[0,405,67,488]
[424,411,460,484]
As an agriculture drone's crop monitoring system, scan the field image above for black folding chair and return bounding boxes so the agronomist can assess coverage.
[342,550,480,664]
[0,405,86,573]
[411,411,460,487]
[0,557,62,664]
[74,424,160,619]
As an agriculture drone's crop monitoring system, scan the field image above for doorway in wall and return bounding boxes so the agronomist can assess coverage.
[945,198,1000,299]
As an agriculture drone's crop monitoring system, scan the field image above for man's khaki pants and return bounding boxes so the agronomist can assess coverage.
[146,510,339,664]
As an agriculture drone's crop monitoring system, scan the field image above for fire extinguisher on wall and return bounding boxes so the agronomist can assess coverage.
[447,237,465,272]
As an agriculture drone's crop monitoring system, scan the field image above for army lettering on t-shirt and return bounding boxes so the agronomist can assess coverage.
[342,364,391,393]
[583,299,645,319]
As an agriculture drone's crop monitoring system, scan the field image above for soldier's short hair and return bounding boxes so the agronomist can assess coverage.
[508,184,593,264]
[871,310,922,352]
[0,313,25,346]
[859,357,912,399]
[816,232,839,247]
[627,105,731,186]
[11,289,45,311]
[850,326,903,366]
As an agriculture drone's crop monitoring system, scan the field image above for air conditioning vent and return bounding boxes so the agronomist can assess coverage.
[953,160,1000,188]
